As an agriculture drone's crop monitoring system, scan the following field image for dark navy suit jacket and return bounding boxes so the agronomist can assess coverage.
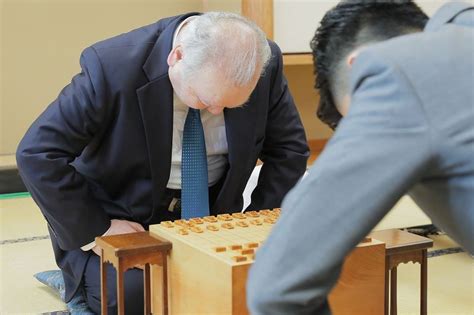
[16,13,308,301]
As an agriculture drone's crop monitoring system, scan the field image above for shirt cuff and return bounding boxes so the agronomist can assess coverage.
[80,225,112,251]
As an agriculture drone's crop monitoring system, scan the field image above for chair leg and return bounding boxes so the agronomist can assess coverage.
[100,251,108,315]
[421,250,428,315]
[390,268,397,315]
[144,264,151,315]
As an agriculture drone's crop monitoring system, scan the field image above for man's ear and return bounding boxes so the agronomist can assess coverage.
[346,50,360,68]
[167,45,184,67]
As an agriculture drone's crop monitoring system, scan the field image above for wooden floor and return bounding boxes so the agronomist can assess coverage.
[1,195,473,314]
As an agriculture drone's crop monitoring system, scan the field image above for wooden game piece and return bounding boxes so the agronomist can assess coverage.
[245,243,259,249]
[263,217,276,224]
[221,223,234,229]
[217,214,233,221]
[206,224,219,231]
[175,220,193,228]
[189,226,204,233]
[189,218,204,225]
[232,256,247,262]
[203,216,218,223]
[177,228,189,235]
[214,246,226,253]
[232,213,246,219]
[229,245,243,250]
[241,249,254,255]
[249,219,262,225]
[244,211,259,217]
[160,221,174,228]
[236,221,249,228]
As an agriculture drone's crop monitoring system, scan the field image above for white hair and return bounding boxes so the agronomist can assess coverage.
[176,12,272,87]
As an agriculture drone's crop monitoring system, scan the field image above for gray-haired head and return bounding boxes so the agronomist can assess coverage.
[176,12,272,87]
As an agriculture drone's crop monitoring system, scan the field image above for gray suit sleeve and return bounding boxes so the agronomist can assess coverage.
[247,51,434,314]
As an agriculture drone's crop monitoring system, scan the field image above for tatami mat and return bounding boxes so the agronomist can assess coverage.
[0,239,67,313]
[1,197,49,241]
[396,251,473,315]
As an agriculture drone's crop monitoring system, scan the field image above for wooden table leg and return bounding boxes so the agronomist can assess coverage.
[117,263,125,315]
[385,257,390,315]
[100,251,108,315]
[162,252,169,315]
[421,249,428,315]
[144,263,151,315]
[390,267,397,315]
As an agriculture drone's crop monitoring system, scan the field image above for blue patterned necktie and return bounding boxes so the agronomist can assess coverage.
[181,108,210,219]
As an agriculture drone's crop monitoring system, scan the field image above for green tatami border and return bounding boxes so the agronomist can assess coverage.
[0,192,30,200]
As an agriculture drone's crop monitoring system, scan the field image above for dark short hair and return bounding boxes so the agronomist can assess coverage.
[311,0,428,129]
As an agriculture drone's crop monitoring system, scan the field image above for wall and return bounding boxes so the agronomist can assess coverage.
[1,0,202,155]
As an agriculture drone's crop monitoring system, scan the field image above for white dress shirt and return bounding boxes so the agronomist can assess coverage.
[167,93,228,189]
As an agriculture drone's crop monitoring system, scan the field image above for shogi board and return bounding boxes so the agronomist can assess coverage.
[149,210,385,314]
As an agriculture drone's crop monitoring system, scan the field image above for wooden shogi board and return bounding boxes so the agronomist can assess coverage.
[150,209,385,314]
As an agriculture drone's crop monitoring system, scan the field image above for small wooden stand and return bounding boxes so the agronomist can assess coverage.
[96,231,172,315]
[370,229,433,315]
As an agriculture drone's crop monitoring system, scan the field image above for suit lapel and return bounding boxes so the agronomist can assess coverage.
[137,77,173,209]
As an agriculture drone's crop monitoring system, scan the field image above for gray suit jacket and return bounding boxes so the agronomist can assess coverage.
[247,2,474,314]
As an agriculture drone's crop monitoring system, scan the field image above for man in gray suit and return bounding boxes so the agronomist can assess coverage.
[247,1,474,314]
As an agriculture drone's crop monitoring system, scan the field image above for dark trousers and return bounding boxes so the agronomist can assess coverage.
[83,181,224,314]
[84,255,144,314]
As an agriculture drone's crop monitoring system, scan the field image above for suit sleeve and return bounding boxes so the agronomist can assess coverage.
[16,47,112,250]
[247,43,310,211]
[247,51,434,314]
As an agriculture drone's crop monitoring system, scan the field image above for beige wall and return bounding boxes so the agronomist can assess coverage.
[1,0,202,155]
[203,0,241,13]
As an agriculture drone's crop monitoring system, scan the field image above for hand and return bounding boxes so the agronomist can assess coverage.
[92,219,145,256]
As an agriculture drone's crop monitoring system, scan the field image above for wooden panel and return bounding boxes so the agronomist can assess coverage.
[308,138,329,165]
[283,53,312,66]
[232,264,252,315]
[329,242,386,315]
[241,0,273,39]
[151,230,234,314]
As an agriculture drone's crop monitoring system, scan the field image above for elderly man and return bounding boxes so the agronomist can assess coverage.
[248,1,473,314]
[17,12,308,313]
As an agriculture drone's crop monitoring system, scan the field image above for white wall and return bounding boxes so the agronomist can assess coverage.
[274,0,469,53]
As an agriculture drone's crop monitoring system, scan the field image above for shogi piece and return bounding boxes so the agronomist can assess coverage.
[370,229,433,315]
[95,231,172,315]
[150,209,386,314]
